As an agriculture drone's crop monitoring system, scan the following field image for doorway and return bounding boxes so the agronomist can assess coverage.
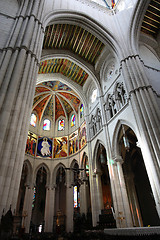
[119,125,160,226]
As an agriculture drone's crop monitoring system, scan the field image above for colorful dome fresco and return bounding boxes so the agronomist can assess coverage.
[32,81,81,122]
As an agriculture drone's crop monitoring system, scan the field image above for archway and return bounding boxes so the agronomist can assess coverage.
[118,124,160,227]
[95,143,116,228]
[16,163,29,216]
[30,166,47,233]
[81,153,92,228]
[54,166,66,234]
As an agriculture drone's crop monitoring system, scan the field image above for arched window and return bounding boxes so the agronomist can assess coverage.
[73,163,80,209]
[43,119,51,131]
[80,104,84,118]
[30,113,37,127]
[71,114,75,127]
[91,89,97,103]
[58,119,65,131]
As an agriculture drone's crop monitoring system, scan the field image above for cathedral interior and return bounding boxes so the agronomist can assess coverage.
[0,0,160,239]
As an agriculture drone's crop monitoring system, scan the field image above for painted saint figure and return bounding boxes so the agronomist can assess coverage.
[41,138,51,156]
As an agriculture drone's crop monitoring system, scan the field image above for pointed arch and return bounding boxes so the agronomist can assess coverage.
[129,0,151,53]
[52,162,66,186]
[43,11,121,56]
[23,160,33,186]
[34,163,50,186]
[92,139,106,170]
[81,151,87,168]
[41,10,123,105]
[111,119,138,159]
[70,159,79,169]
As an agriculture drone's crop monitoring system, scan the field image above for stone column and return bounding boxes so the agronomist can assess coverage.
[125,173,143,227]
[66,170,74,232]
[0,0,45,216]
[80,176,88,216]
[84,113,98,226]
[44,185,56,232]
[114,156,133,228]
[91,170,103,226]
[22,185,35,233]
[121,55,160,217]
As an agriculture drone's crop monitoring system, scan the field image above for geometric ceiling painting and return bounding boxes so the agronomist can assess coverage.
[38,58,89,87]
[43,24,105,66]
[32,81,81,122]
[141,0,160,39]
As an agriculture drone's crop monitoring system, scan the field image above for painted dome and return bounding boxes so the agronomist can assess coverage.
[32,81,81,122]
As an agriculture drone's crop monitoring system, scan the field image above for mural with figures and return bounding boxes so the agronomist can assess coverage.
[37,137,53,158]
[25,131,37,156]
[54,136,68,158]
[69,130,78,155]
[79,122,87,149]
[26,122,87,159]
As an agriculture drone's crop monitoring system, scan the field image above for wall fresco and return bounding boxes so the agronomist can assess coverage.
[69,130,78,155]
[25,131,37,156]
[54,136,68,158]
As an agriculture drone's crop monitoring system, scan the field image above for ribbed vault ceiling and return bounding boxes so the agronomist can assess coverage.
[33,81,81,122]
[141,0,160,38]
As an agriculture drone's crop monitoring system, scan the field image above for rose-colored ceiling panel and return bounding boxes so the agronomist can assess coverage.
[58,92,80,113]
[58,96,73,115]
[43,96,54,119]
[55,96,65,121]
[35,86,50,94]
[34,95,50,121]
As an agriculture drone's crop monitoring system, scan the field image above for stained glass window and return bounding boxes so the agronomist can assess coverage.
[74,186,78,208]
[91,89,97,103]
[32,187,36,208]
[30,113,37,127]
[43,119,51,131]
[80,104,84,118]
[71,114,75,127]
[78,191,80,208]
[86,160,89,177]
[58,119,65,131]
[91,0,118,9]
[74,186,80,208]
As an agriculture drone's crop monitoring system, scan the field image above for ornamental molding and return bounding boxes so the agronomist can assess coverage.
[75,0,113,14]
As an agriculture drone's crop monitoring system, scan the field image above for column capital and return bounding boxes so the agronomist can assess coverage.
[114,156,124,164]
[51,184,57,190]
[93,168,102,177]
[65,182,72,188]
[24,183,31,189]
